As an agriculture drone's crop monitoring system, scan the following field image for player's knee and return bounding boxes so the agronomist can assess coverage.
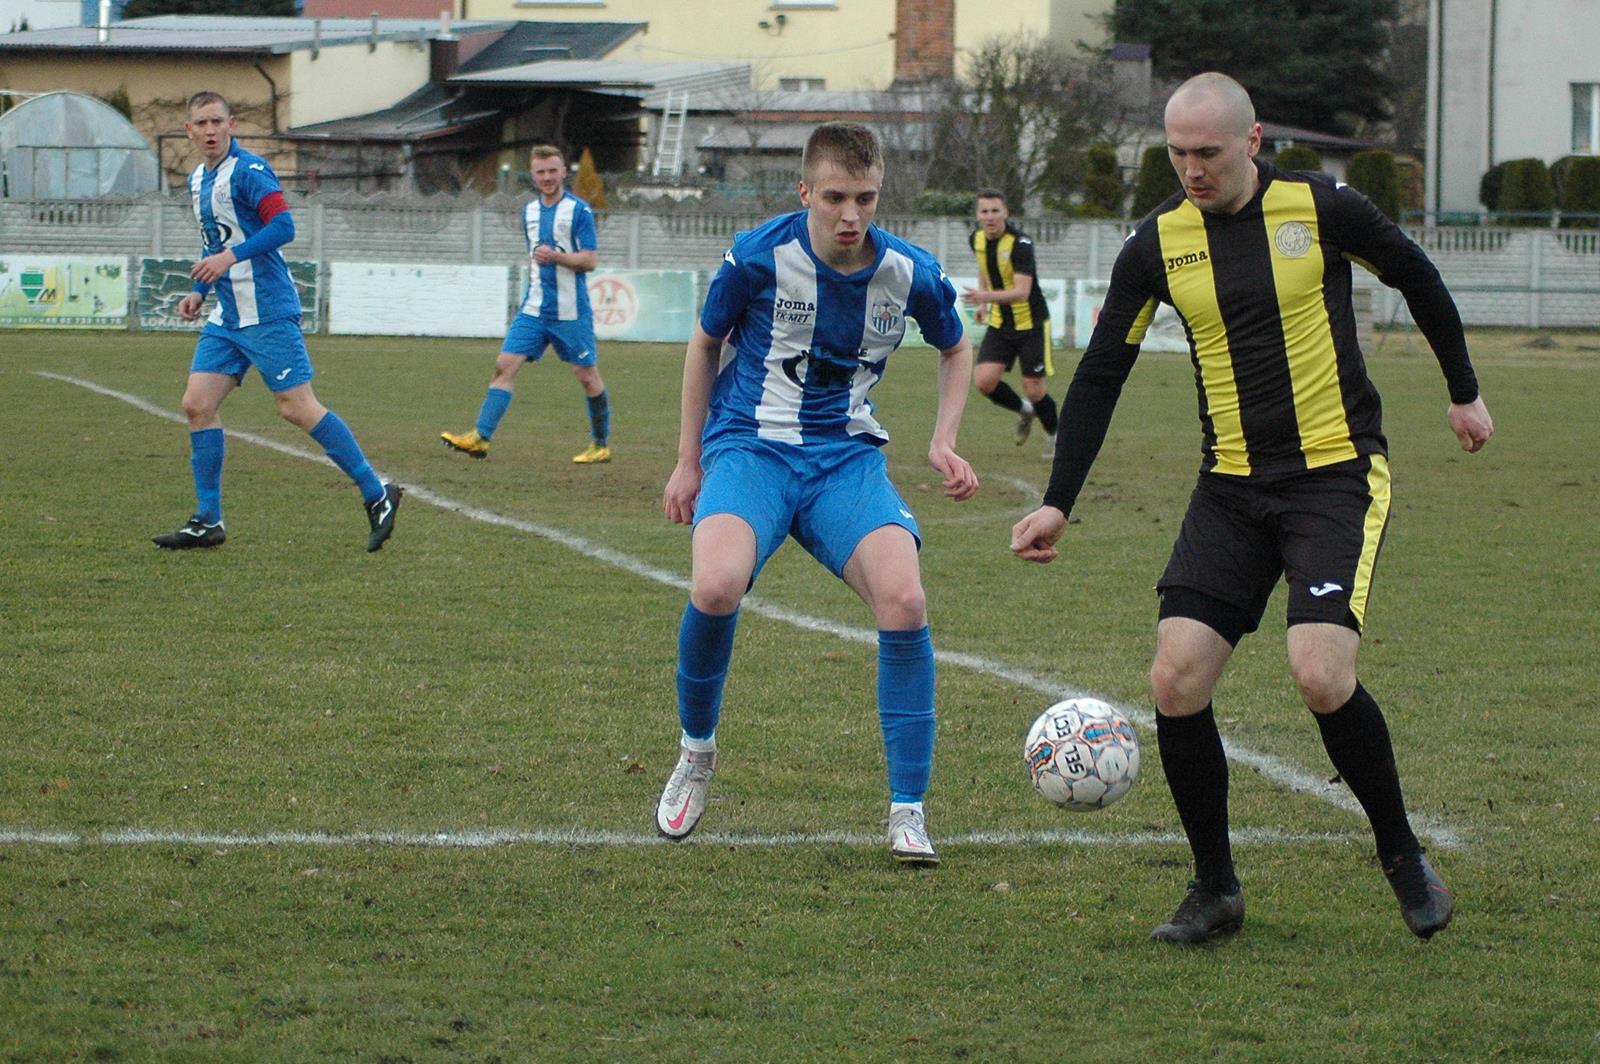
[690,574,746,615]
[180,393,216,424]
[874,584,927,629]
[1292,662,1355,713]
[1150,656,1211,715]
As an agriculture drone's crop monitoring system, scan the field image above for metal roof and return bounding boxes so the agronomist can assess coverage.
[450,59,750,104]
[0,16,512,55]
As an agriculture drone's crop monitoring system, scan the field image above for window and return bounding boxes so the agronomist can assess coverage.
[1574,83,1599,154]
[779,77,827,92]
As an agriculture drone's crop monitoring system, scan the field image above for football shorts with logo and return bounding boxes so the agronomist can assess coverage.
[694,437,921,582]
[1157,454,1391,636]
[502,312,597,366]
[976,326,1050,378]
[190,319,314,392]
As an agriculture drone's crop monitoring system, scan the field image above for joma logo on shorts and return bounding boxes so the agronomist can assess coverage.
[1165,250,1209,271]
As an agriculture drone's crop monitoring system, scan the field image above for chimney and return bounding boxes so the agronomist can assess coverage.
[892,0,955,85]
[430,36,460,82]
[97,0,110,43]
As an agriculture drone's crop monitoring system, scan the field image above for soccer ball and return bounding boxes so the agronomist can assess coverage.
[1024,698,1141,810]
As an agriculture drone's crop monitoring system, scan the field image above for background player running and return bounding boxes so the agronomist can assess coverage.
[962,189,1057,453]
[154,91,399,553]
[440,145,613,465]
[655,123,979,865]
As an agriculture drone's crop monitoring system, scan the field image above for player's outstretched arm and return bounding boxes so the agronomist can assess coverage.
[930,336,978,500]
[662,324,723,524]
[1011,505,1068,564]
[1448,396,1494,453]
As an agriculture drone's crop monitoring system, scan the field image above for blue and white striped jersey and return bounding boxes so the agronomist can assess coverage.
[187,142,301,329]
[519,191,597,321]
[699,211,965,449]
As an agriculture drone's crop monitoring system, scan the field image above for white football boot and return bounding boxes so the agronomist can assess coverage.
[656,742,718,839]
[887,803,940,866]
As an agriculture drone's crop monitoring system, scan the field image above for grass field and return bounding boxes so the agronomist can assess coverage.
[3,327,1598,1061]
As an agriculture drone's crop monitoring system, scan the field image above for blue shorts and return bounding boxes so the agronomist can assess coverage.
[694,439,921,582]
[502,313,597,366]
[190,319,313,393]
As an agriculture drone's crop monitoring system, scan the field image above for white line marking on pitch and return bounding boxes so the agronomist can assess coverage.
[33,372,1463,848]
[0,827,1379,849]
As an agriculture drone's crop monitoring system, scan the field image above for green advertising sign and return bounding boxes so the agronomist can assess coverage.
[0,257,129,328]
[137,258,319,332]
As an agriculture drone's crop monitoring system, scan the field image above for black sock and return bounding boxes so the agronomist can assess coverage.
[984,380,1024,412]
[1034,393,1058,434]
[1156,704,1238,893]
[1314,683,1421,863]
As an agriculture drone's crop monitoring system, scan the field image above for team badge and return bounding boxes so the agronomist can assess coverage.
[869,300,902,337]
[1274,221,1314,258]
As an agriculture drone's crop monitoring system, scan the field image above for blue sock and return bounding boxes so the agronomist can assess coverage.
[676,602,739,741]
[878,627,936,803]
[476,387,513,440]
[309,411,383,504]
[585,389,610,445]
[189,427,224,524]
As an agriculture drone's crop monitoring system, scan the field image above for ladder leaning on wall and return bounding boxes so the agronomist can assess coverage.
[651,90,689,179]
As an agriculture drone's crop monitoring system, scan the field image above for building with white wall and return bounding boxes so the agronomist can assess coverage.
[1425,0,1600,214]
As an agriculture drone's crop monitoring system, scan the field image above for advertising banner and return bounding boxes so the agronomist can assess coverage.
[0,256,128,328]
[137,258,318,332]
[512,267,700,344]
[587,269,697,343]
[1074,279,1188,353]
[330,262,510,337]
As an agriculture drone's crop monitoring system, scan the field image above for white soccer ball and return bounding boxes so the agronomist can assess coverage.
[1024,698,1141,810]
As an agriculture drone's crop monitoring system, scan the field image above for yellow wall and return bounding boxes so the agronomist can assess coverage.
[285,39,434,127]
[506,0,897,90]
[479,0,1108,88]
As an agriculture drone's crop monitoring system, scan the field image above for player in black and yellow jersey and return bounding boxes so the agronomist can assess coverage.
[1012,73,1494,945]
[962,190,1056,452]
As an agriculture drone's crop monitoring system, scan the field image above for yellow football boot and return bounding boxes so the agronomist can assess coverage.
[440,428,490,458]
[572,443,612,464]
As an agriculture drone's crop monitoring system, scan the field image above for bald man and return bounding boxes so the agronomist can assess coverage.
[1012,72,1493,944]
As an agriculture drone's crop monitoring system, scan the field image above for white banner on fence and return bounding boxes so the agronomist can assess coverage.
[330,262,509,337]
[901,276,1069,348]
[1073,279,1188,353]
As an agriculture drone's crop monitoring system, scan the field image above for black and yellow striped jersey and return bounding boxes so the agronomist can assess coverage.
[1044,160,1479,515]
[971,223,1050,331]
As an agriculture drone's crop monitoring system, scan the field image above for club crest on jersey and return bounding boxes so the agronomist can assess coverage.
[774,296,815,325]
[1274,221,1314,258]
[869,300,903,337]
[1165,249,1209,272]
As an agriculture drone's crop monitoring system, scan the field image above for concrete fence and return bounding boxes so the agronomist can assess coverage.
[3,195,1596,332]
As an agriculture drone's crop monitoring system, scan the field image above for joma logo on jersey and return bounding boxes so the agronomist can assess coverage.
[774,296,816,325]
[1165,250,1209,272]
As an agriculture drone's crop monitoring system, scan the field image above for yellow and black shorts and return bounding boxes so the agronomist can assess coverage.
[1156,454,1392,642]
[977,325,1052,379]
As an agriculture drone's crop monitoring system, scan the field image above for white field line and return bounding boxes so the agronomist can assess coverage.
[0,827,1370,850]
[30,372,1463,849]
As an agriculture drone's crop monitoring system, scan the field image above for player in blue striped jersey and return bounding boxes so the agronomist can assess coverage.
[440,145,613,464]
[653,124,980,864]
[153,92,399,553]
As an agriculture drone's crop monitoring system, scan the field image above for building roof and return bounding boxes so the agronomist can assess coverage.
[457,21,645,72]
[449,58,750,106]
[286,85,502,142]
[1260,121,1371,152]
[0,15,512,55]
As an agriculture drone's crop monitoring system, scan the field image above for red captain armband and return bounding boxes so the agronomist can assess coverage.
[257,191,289,222]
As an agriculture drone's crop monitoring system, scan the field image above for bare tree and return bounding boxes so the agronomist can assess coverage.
[927,33,1128,213]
